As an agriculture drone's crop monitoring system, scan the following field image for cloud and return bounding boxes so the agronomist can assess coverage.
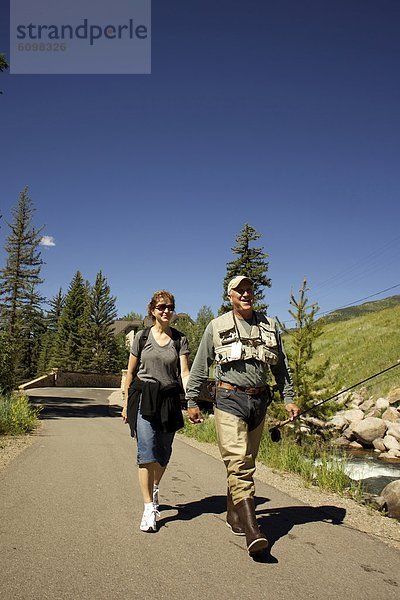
[40,235,56,247]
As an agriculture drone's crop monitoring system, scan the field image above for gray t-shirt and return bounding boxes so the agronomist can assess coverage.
[131,328,189,387]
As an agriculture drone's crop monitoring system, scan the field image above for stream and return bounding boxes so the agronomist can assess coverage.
[343,450,400,496]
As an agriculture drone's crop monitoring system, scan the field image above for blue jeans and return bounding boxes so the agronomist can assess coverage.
[136,406,175,467]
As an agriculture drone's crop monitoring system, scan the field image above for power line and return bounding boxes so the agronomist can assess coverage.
[317,283,400,316]
[278,283,400,325]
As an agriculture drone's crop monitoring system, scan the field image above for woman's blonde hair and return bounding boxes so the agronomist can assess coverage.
[147,290,175,320]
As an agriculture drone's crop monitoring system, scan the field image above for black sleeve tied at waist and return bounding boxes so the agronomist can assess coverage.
[127,379,184,438]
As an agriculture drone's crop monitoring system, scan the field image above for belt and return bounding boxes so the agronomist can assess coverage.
[216,381,269,396]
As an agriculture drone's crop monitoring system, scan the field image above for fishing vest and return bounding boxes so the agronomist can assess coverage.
[211,311,279,366]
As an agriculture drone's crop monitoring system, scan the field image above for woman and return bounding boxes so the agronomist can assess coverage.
[122,290,190,532]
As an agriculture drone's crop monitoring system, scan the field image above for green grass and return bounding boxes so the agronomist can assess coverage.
[181,414,361,498]
[310,304,400,399]
[0,392,40,435]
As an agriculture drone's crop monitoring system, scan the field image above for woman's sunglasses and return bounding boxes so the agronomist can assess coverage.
[155,303,175,312]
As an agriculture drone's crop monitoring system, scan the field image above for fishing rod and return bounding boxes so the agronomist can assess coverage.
[269,360,400,442]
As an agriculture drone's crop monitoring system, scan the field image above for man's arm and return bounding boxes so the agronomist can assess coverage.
[185,323,215,423]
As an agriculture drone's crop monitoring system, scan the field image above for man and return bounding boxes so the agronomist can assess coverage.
[185,275,299,555]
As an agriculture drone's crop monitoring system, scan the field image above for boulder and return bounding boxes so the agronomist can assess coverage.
[343,409,364,424]
[375,397,390,411]
[387,387,400,405]
[387,423,400,441]
[349,393,365,407]
[327,414,348,430]
[359,399,374,413]
[349,440,363,449]
[382,407,400,422]
[372,437,386,452]
[330,436,350,448]
[353,417,387,445]
[376,480,400,518]
[378,451,400,462]
[383,435,400,452]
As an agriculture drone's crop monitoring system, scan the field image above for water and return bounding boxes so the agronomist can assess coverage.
[343,450,400,496]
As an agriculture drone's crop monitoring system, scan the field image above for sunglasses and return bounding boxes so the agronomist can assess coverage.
[155,303,175,312]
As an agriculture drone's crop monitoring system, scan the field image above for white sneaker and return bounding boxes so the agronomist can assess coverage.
[153,485,159,511]
[140,507,157,532]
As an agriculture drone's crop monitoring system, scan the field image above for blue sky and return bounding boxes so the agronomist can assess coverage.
[1,0,399,324]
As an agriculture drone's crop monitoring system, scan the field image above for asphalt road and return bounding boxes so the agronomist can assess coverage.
[1,388,399,600]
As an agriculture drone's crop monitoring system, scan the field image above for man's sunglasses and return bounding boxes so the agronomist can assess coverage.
[155,303,175,312]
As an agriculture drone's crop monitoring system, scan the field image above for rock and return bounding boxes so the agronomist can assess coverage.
[343,409,364,424]
[349,440,363,449]
[375,480,400,518]
[383,435,400,451]
[327,414,348,430]
[350,391,365,407]
[303,416,326,428]
[342,426,356,441]
[382,407,400,422]
[378,452,400,463]
[386,449,400,458]
[353,417,387,445]
[365,408,381,418]
[359,399,374,413]
[375,397,390,411]
[330,436,350,448]
[387,387,400,405]
[373,437,386,452]
[387,423,400,441]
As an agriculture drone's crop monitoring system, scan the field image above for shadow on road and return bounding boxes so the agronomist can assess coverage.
[253,503,346,563]
[158,493,346,564]
[32,397,121,419]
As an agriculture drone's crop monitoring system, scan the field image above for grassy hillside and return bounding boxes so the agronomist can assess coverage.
[320,294,400,324]
[305,303,400,399]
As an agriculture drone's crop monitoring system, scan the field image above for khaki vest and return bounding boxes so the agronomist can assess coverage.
[212,311,279,366]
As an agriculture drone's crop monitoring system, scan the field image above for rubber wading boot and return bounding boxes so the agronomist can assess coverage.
[226,489,245,536]
[235,497,268,555]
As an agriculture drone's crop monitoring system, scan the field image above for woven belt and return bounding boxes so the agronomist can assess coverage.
[216,381,268,396]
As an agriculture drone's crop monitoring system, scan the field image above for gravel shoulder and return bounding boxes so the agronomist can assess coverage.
[0,426,42,472]
[177,433,400,551]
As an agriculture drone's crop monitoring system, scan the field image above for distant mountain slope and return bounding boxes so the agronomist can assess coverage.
[320,295,400,324]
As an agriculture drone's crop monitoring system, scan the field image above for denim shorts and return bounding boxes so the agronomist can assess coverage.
[136,405,175,467]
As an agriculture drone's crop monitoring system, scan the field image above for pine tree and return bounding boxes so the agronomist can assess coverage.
[280,277,336,414]
[37,289,65,374]
[51,272,89,370]
[84,271,119,373]
[0,188,44,381]
[220,223,271,313]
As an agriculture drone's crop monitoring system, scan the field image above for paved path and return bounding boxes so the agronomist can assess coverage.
[1,388,399,600]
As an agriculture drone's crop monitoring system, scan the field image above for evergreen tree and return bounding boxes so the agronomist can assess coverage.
[174,306,214,363]
[280,278,336,414]
[0,53,9,94]
[37,289,65,374]
[84,271,119,372]
[51,272,89,370]
[220,223,271,313]
[0,188,44,381]
[0,331,15,392]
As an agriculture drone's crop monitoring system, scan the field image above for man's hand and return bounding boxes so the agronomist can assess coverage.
[187,407,204,424]
[284,403,300,420]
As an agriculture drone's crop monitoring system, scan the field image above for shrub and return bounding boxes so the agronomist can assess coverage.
[0,392,40,435]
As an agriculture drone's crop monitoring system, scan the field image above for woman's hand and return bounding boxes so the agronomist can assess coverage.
[121,406,128,423]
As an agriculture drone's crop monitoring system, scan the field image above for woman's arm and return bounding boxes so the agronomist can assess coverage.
[180,353,190,393]
[122,353,138,422]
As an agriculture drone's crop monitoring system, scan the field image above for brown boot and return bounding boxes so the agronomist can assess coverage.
[226,489,245,536]
[235,497,268,555]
